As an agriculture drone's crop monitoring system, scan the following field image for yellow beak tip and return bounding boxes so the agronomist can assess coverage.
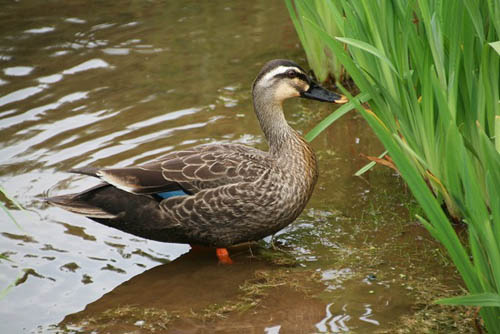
[334,95,349,104]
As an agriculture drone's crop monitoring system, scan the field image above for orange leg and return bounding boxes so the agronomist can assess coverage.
[216,248,234,264]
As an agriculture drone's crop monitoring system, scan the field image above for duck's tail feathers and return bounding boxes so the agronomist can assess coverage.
[69,166,101,177]
[46,184,117,219]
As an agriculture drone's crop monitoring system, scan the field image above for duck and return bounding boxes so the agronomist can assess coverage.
[47,59,345,264]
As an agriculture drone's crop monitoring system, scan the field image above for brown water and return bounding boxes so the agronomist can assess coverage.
[0,1,459,333]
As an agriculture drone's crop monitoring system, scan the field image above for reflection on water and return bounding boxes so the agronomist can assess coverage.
[0,0,449,333]
[316,302,380,333]
[316,303,350,333]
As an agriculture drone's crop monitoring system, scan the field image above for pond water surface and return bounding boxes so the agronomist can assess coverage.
[0,1,461,333]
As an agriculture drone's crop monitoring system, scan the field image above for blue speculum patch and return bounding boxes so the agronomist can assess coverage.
[156,190,188,199]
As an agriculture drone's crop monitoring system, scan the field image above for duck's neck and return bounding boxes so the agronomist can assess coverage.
[252,89,304,157]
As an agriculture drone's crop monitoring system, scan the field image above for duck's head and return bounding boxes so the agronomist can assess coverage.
[252,59,344,104]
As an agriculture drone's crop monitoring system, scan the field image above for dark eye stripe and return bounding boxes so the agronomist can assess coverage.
[296,72,309,82]
[274,71,309,83]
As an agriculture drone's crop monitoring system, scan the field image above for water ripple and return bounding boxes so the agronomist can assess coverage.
[315,303,350,333]
[0,85,45,108]
[315,302,380,333]
[62,59,111,75]
[0,91,89,130]
[38,74,63,84]
[128,107,202,129]
[24,27,55,34]
[3,66,34,76]
[64,18,86,24]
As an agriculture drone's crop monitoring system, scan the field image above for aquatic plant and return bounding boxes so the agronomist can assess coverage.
[286,0,500,331]
[285,0,343,82]
[0,186,22,229]
[0,186,24,299]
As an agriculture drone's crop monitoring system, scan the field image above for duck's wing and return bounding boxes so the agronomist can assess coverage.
[84,144,269,196]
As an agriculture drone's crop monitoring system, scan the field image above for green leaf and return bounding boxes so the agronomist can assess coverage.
[354,151,388,176]
[496,116,500,153]
[0,186,23,230]
[436,293,500,307]
[335,37,399,76]
[305,92,371,142]
[0,186,23,211]
[489,41,500,56]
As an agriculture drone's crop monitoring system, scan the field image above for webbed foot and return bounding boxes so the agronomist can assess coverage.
[216,248,233,264]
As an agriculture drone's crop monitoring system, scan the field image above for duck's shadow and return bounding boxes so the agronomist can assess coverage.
[60,245,299,332]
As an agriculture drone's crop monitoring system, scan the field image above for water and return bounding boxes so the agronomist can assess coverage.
[0,1,459,333]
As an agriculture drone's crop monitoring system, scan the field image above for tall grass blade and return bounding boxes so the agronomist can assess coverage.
[354,151,388,177]
[335,37,399,75]
[0,186,23,229]
[305,92,370,142]
[491,41,500,55]
[436,293,500,307]
[496,116,500,153]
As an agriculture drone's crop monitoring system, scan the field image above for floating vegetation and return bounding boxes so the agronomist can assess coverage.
[62,305,175,333]
[192,267,320,321]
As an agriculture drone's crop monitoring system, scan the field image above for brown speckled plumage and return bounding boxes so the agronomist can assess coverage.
[48,59,342,247]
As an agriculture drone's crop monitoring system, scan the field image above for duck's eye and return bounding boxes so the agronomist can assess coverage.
[286,70,297,79]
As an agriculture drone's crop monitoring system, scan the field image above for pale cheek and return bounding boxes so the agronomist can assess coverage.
[293,78,309,93]
[274,85,300,101]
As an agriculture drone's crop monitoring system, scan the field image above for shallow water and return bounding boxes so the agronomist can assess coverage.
[0,1,457,333]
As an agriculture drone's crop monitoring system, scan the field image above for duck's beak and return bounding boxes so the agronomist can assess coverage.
[300,82,345,103]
